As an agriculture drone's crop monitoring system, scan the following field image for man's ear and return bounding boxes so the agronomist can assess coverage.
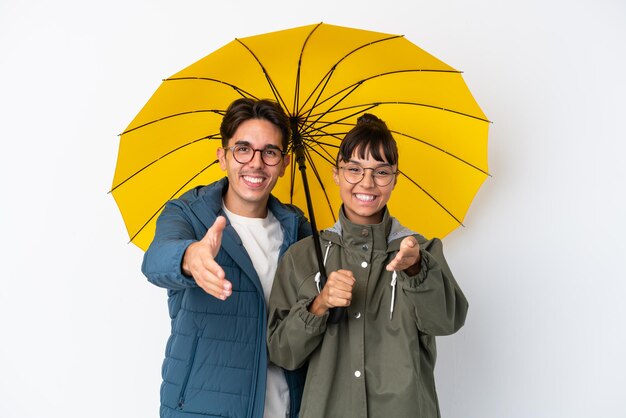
[332,166,340,185]
[217,147,227,170]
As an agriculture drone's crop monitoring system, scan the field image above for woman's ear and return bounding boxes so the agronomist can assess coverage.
[332,166,340,185]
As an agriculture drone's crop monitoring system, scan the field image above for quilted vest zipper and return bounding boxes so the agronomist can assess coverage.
[246,294,264,416]
[178,336,200,409]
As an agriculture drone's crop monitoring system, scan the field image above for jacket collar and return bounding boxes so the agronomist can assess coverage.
[188,175,303,257]
[323,206,415,252]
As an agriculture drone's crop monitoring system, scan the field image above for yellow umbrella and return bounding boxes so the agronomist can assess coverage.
[112,22,490,252]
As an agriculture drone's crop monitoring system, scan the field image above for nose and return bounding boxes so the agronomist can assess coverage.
[360,168,376,187]
[248,149,265,167]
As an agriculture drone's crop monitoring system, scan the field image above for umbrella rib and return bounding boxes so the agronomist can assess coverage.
[302,102,378,135]
[306,114,489,176]
[164,76,261,101]
[303,137,344,147]
[298,33,404,116]
[304,68,490,121]
[293,22,324,116]
[305,133,350,141]
[304,140,339,168]
[298,67,338,130]
[128,160,220,245]
[306,69,437,112]
[299,83,375,136]
[121,110,225,135]
[399,171,465,228]
[110,134,221,192]
[302,112,489,178]
[391,129,491,176]
[303,146,337,225]
[300,129,344,155]
[312,100,490,124]
[235,38,289,113]
[298,123,346,163]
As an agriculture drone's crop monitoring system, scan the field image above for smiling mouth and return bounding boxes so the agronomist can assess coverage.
[354,193,376,202]
[242,175,266,185]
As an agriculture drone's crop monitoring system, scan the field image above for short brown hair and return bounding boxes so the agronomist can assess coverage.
[220,98,291,149]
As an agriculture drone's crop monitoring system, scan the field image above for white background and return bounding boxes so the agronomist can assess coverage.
[1,1,625,417]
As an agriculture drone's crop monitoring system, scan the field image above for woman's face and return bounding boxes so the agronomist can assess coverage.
[333,146,397,225]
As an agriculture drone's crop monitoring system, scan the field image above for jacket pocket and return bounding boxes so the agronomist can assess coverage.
[177,335,200,410]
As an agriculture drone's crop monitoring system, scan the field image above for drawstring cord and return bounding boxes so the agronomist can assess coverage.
[390,271,397,320]
[315,242,333,294]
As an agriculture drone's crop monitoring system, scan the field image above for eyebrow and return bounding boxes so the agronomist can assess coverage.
[234,140,282,150]
[346,159,393,168]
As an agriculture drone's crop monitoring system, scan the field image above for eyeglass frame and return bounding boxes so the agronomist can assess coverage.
[337,161,398,187]
[222,142,287,166]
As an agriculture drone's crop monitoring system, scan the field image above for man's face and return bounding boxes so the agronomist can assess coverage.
[217,118,290,217]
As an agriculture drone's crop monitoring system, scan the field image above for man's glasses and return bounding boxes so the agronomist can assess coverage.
[223,144,286,166]
[338,163,397,187]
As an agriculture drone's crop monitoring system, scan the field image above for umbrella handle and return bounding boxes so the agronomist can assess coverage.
[327,302,346,323]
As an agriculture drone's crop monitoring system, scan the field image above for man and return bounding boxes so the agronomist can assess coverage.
[142,98,311,418]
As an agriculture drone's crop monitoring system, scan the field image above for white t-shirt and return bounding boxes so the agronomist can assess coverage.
[222,204,289,418]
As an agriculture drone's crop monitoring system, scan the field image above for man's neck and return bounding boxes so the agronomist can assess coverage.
[222,195,269,218]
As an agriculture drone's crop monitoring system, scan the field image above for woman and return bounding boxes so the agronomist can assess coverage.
[268,114,468,418]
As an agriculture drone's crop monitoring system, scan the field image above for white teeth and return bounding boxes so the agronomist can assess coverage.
[243,176,263,184]
[355,194,375,202]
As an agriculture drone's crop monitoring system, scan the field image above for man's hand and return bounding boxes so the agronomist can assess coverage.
[182,216,232,300]
[309,269,355,316]
[386,236,421,275]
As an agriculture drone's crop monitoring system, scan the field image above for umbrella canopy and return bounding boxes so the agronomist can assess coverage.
[112,22,490,251]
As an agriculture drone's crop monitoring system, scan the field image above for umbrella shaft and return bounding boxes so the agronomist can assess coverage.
[292,122,344,323]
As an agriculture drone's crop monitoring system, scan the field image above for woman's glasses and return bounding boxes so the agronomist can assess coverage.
[338,163,397,186]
